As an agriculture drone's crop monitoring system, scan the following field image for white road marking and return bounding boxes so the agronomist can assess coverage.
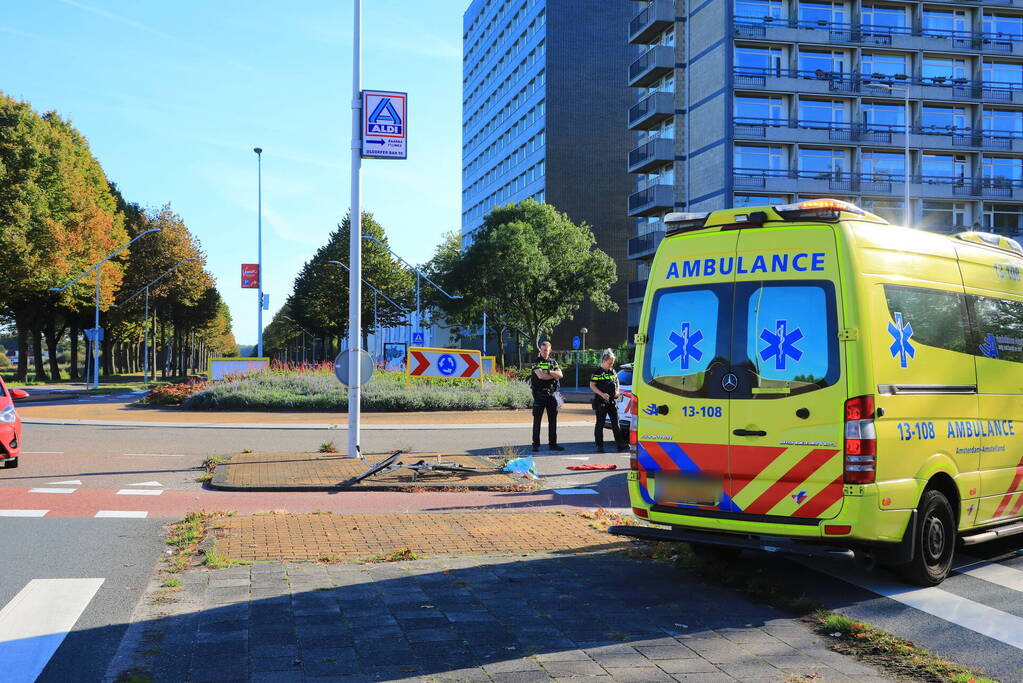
[0,578,104,683]
[27,488,76,495]
[955,555,1023,593]
[47,480,82,486]
[565,456,591,461]
[128,481,163,487]
[553,488,599,495]
[122,453,185,457]
[94,511,148,518]
[0,510,48,517]
[807,561,1023,650]
[115,489,162,496]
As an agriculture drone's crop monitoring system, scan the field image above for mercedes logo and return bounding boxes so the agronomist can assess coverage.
[722,373,738,392]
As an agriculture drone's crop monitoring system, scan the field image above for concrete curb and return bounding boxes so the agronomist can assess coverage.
[22,417,593,430]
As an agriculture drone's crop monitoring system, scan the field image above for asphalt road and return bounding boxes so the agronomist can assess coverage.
[0,517,164,683]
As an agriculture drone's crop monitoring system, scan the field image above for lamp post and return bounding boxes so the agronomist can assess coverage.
[327,260,409,362]
[115,257,198,383]
[865,81,911,227]
[359,235,462,346]
[253,147,265,358]
[282,315,320,364]
[50,228,162,389]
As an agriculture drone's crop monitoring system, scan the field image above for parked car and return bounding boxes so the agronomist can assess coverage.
[0,376,28,469]
[606,363,636,433]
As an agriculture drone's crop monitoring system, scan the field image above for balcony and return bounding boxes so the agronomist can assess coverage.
[629,138,674,174]
[627,231,665,260]
[628,280,649,302]
[732,169,1023,200]
[733,17,1023,55]
[629,45,674,88]
[733,118,904,145]
[630,0,674,44]
[628,183,676,217]
[629,91,674,130]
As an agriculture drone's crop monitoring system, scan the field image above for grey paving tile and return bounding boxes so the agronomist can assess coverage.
[483,658,545,673]
[538,659,608,677]
[602,666,675,682]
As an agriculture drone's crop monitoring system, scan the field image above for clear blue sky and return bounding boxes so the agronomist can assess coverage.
[1,0,464,345]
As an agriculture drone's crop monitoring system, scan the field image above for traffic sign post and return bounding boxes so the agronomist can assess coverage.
[361,90,407,159]
[334,350,374,388]
[407,347,483,387]
[412,331,424,346]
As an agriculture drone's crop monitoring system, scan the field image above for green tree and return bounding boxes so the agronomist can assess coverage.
[435,200,617,349]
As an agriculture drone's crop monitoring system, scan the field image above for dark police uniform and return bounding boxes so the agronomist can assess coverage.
[530,355,562,449]
[590,367,625,450]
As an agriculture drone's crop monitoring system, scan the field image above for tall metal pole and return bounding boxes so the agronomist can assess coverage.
[415,271,421,342]
[374,289,378,363]
[348,0,363,459]
[903,87,911,227]
[255,147,264,357]
[482,311,487,355]
[93,269,101,389]
[144,287,150,383]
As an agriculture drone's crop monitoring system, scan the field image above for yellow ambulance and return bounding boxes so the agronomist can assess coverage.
[618,199,1023,585]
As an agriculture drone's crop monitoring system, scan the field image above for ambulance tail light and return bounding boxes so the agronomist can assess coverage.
[629,428,639,470]
[844,394,876,485]
[776,199,864,222]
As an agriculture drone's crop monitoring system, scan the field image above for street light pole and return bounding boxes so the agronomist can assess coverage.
[50,228,162,389]
[347,0,364,459]
[254,147,264,358]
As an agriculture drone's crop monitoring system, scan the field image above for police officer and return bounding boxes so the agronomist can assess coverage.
[530,340,564,452]
[589,349,627,453]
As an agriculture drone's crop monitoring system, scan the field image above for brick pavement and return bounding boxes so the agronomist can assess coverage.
[210,513,629,562]
[212,453,520,491]
[106,552,899,682]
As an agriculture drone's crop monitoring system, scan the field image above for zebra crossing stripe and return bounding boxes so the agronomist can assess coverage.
[0,578,104,683]
[0,510,48,517]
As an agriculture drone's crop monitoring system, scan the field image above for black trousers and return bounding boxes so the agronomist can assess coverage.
[532,394,558,446]
[594,400,625,447]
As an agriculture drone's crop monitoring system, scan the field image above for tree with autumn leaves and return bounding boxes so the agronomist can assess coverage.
[0,92,235,381]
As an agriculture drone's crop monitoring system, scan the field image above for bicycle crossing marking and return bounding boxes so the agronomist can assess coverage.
[0,510,48,517]
[0,578,104,683]
[27,488,76,494]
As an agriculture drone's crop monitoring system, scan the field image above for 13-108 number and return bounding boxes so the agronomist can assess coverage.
[680,406,723,418]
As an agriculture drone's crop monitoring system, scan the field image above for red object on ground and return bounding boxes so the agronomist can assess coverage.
[566,464,617,471]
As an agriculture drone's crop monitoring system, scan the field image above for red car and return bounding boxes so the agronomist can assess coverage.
[0,376,28,469]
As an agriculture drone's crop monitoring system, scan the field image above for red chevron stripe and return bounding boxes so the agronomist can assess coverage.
[677,442,728,476]
[460,353,479,377]
[742,449,839,515]
[993,454,1023,518]
[409,351,429,376]
[727,445,788,498]
[641,441,680,472]
[792,475,845,518]
[1006,492,1023,520]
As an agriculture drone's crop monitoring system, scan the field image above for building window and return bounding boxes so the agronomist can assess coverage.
[734,194,788,206]
[984,109,1023,136]
[984,156,1023,182]
[921,201,968,232]
[798,1,846,24]
[921,106,968,131]
[861,52,908,77]
[984,204,1023,234]
[735,96,784,121]
[734,145,786,171]
[984,14,1023,40]
[861,4,907,31]
[922,153,969,181]
[861,198,904,222]
[735,0,784,20]
[799,50,847,74]
[798,147,848,174]
[922,56,968,81]
[862,150,905,177]
[923,9,967,36]
[984,61,1023,85]
[863,102,905,129]
[735,46,784,74]
[799,99,846,124]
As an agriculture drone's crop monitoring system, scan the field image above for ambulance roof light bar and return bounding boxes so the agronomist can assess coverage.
[954,231,1023,258]
[664,211,711,236]
[774,199,865,221]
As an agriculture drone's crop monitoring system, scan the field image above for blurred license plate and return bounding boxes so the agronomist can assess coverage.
[656,475,722,506]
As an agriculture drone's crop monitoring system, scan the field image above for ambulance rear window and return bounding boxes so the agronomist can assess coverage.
[644,284,729,397]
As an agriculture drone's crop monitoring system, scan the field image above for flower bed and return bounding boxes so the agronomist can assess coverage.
[178,366,531,412]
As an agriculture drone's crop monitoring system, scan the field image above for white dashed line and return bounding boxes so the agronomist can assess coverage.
[127,481,163,487]
[47,480,82,486]
[27,488,76,495]
[553,488,600,495]
[0,510,48,517]
[94,511,148,518]
[955,556,1023,593]
[0,578,104,683]
[115,489,162,496]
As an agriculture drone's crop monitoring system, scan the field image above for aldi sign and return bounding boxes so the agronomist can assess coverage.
[362,90,407,159]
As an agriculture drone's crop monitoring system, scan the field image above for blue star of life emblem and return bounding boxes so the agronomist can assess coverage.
[667,322,703,371]
[888,312,915,368]
[437,353,457,376]
[759,319,803,371]
[979,332,999,359]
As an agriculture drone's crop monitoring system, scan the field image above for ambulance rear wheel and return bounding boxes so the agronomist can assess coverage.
[899,489,955,586]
